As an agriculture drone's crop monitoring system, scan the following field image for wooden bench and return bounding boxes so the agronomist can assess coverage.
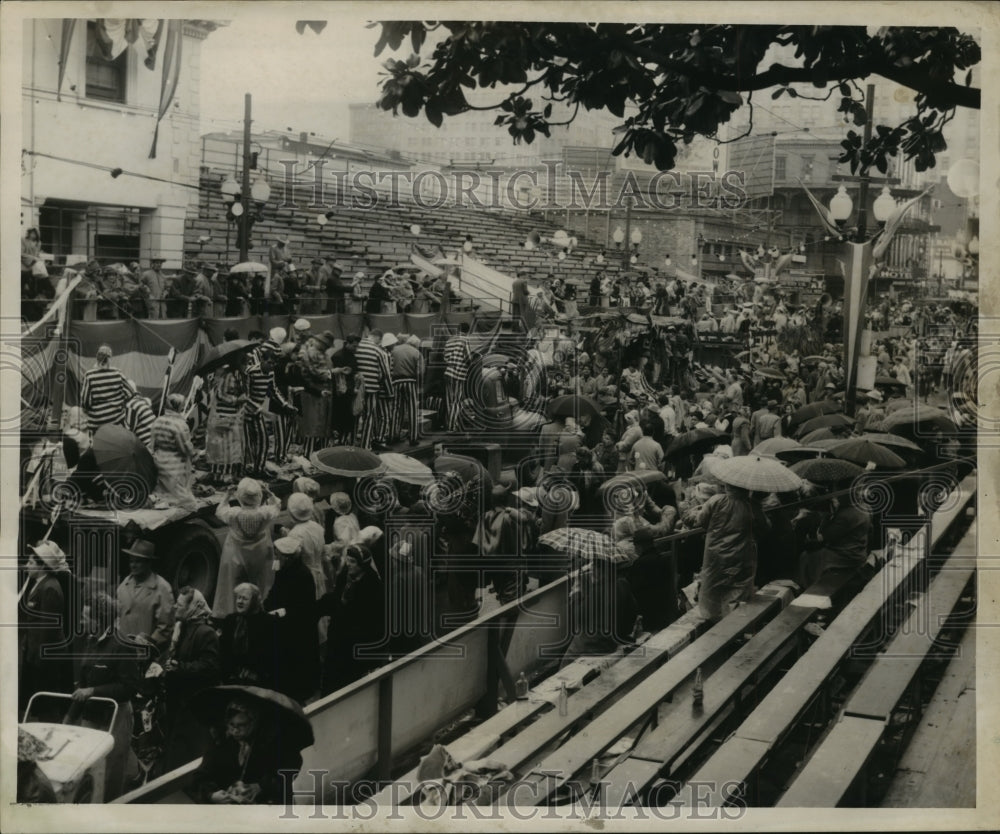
[489,586,796,805]
[775,558,974,807]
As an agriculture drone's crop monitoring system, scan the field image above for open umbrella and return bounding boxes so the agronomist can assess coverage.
[196,340,257,377]
[190,685,314,752]
[788,399,841,428]
[882,406,956,436]
[546,394,603,422]
[799,427,837,444]
[89,424,157,506]
[857,432,923,452]
[228,261,269,275]
[753,437,801,456]
[875,375,908,390]
[378,452,434,486]
[808,437,849,450]
[773,445,828,463]
[789,457,864,484]
[702,454,803,493]
[796,413,855,437]
[665,427,728,458]
[828,438,906,470]
[801,355,827,365]
[885,397,916,412]
[753,367,786,381]
[310,445,386,478]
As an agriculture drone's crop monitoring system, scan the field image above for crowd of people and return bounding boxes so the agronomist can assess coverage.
[18,226,979,803]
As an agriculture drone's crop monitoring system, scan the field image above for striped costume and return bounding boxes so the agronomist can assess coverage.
[205,368,246,480]
[390,342,424,443]
[123,395,157,449]
[355,340,393,448]
[243,350,271,476]
[150,411,197,508]
[443,334,473,431]
[80,365,130,432]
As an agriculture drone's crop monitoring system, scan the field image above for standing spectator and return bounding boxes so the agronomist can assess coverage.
[218,583,277,687]
[80,344,130,432]
[18,541,73,713]
[213,479,281,618]
[116,539,175,652]
[355,329,394,450]
[692,483,766,621]
[630,421,665,472]
[300,259,325,314]
[798,495,873,590]
[122,380,157,449]
[282,492,330,598]
[242,344,272,479]
[166,265,199,318]
[443,323,473,431]
[140,257,167,319]
[191,263,216,318]
[207,266,228,317]
[319,257,341,313]
[316,544,384,694]
[68,592,146,801]
[389,333,423,445]
[160,587,221,772]
[263,537,319,703]
[226,271,249,317]
[730,405,752,456]
[267,238,288,289]
[290,330,334,456]
[749,399,781,447]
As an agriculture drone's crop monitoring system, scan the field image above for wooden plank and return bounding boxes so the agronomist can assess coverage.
[493,594,784,804]
[669,738,771,808]
[881,626,976,808]
[597,604,815,808]
[844,566,973,721]
[929,473,976,550]
[673,538,931,807]
[775,716,884,807]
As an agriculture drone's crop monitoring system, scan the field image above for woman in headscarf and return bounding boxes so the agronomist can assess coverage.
[213,478,281,618]
[218,583,276,687]
[150,393,198,510]
[161,587,221,771]
[18,541,74,713]
[316,543,385,694]
[191,699,304,805]
[205,357,248,486]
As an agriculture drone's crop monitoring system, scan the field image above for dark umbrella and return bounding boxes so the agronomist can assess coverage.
[882,406,956,436]
[801,355,826,365]
[665,427,728,458]
[89,424,157,505]
[875,375,907,389]
[432,453,491,487]
[310,445,386,478]
[196,339,257,377]
[773,445,828,463]
[788,399,841,429]
[789,457,865,484]
[799,427,837,444]
[546,394,603,422]
[753,437,801,456]
[190,685,314,752]
[753,367,786,381]
[796,413,855,438]
[829,438,906,470]
[857,432,924,453]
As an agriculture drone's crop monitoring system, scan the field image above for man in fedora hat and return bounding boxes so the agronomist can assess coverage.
[166,263,199,318]
[116,539,175,651]
[300,258,325,315]
[321,257,348,314]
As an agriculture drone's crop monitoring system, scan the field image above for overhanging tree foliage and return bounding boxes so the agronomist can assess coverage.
[368,23,980,174]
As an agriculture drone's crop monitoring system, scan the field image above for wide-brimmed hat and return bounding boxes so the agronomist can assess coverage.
[122,540,156,560]
[293,318,311,333]
[330,492,352,515]
[28,541,69,571]
[312,330,335,351]
[268,326,287,344]
[381,332,399,349]
[286,492,315,523]
[274,536,301,556]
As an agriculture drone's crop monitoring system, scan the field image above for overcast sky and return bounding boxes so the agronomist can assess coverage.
[199,12,387,139]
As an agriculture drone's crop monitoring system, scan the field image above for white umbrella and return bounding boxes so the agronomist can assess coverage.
[702,454,804,493]
[378,453,434,486]
[229,261,269,275]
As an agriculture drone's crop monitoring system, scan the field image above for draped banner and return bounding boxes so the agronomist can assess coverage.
[839,241,876,398]
[148,19,183,159]
[56,19,77,102]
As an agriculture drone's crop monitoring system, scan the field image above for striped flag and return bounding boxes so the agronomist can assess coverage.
[839,241,876,396]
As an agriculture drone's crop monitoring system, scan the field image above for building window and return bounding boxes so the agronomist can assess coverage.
[801,156,814,182]
[775,156,787,181]
[86,21,127,103]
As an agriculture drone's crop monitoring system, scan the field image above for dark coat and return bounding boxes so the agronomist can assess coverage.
[190,728,303,805]
[71,628,147,704]
[316,565,384,694]
[19,573,73,708]
[263,559,319,702]
[219,612,278,687]
[164,619,222,710]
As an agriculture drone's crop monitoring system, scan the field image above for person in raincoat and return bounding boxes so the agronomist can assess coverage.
[264,537,319,703]
[213,479,281,618]
[281,492,330,597]
[473,485,532,605]
[692,482,766,621]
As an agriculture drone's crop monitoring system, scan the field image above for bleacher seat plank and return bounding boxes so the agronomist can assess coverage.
[496,594,786,804]
[777,563,974,807]
[775,716,885,807]
[673,535,930,808]
[929,474,977,550]
[598,603,815,808]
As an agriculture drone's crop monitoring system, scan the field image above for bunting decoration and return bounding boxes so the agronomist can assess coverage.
[838,242,878,397]
[56,19,76,102]
[149,20,184,159]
